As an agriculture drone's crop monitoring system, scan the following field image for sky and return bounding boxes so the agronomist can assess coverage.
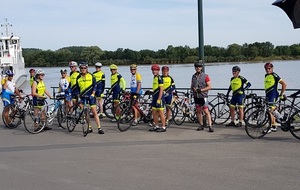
[1,0,299,51]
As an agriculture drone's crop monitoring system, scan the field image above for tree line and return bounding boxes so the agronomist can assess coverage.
[23,42,300,67]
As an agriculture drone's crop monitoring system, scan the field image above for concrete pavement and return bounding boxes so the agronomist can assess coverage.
[0,117,300,190]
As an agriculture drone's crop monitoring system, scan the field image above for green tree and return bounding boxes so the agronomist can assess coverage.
[80,46,104,64]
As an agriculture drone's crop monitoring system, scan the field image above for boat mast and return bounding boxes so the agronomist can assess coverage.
[1,18,13,36]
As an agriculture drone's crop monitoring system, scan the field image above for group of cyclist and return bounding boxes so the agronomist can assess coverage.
[223,62,289,134]
[1,60,295,135]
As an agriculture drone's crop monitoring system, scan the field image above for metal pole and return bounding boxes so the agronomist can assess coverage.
[198,0,204,72]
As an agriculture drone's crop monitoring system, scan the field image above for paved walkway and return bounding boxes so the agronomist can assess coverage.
[0,116,300,190]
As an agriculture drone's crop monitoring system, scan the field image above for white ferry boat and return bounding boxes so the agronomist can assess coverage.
[0,19,27,91]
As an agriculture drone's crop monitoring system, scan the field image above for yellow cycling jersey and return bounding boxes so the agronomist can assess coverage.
[163,75,175,92]
[152,75,163,94]
[230,76,247,93]
[29,76,35,87]
[35,80,46,96]
[70,71,80,89]
[264,72,281,94]
[93,70,105,82]
[111,73,126,90]
[76,73,96,96]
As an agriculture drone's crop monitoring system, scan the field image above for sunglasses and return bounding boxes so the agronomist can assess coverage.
[40,74,45,76]
[195,66,202,68]
[130,69,136,70]
[232,70,238,73]
[265,67,272,70]
[80,67,87,70]
[110,69,117,71]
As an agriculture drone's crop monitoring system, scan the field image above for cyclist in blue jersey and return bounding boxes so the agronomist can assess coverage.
[93,62,105,119]
[129,64,142,126]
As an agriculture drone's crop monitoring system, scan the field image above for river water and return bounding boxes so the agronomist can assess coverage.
[21,60,298,93]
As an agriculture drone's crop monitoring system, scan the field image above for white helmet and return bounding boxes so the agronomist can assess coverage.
[36,69,45,75]
[69,61,78,67]
[95,62,102,67]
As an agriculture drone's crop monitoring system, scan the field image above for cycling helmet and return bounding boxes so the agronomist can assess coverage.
[232,66,241,72]
[110,64,118,70]
[79,61,88,68]
[130,64,137,69]
[194,62,203,67]
[60,69,67,73]
[5,70,14,76]
[69,61,78,67]
[162,66,169,71]
[95,62,102,67]
[36,69,45,75]
[29,68,35,73]
[151,64,160,71]
[264,62,273,68]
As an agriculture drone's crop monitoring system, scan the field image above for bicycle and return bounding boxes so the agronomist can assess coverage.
[23,97,48,134]
[66,96,91,137]
[116,96,152,132]
[244,95,300,140]
[46,92,68,129]
[2,94,34,129]
[210,92,260,125]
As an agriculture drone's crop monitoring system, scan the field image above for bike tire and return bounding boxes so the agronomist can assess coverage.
[211,102,230,125]
[117,106,134,132]
[23,110,46,134]
[172,103,187,125]
[57,105,67,129]
[289,111,300,140]
[244,108,271,139]
[2,104,21,129]
[103,100,115,119]
[66,106,77,132]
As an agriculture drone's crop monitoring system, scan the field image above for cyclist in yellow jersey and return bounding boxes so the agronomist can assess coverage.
[29,68,35,87]
[76,62,104,134]
[31,69,53,131]
[149,64,166,132]
[162,66,176,127]
[129,64,142,126]
[225,66,251,127]
[109,64,126,121]
[93,62,105,119]
[264,62,287,133]
[69,61,80,105]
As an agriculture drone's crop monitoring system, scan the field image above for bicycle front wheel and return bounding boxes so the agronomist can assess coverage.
[2,104,21,129]
[117,106,134,132]
[289,111,300,140]
[211,102,230,125]
[172,103,187,125]
[244,108,271,139]
[23,110,46,134]
[57,104,67,129]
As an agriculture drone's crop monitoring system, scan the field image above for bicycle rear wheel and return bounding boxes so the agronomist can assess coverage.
[23,110,46,134]
[289,111,300,140]
[211,102,230,125]
[2,104,21,129]
[117,106,134,132]
[244,108,271,139]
